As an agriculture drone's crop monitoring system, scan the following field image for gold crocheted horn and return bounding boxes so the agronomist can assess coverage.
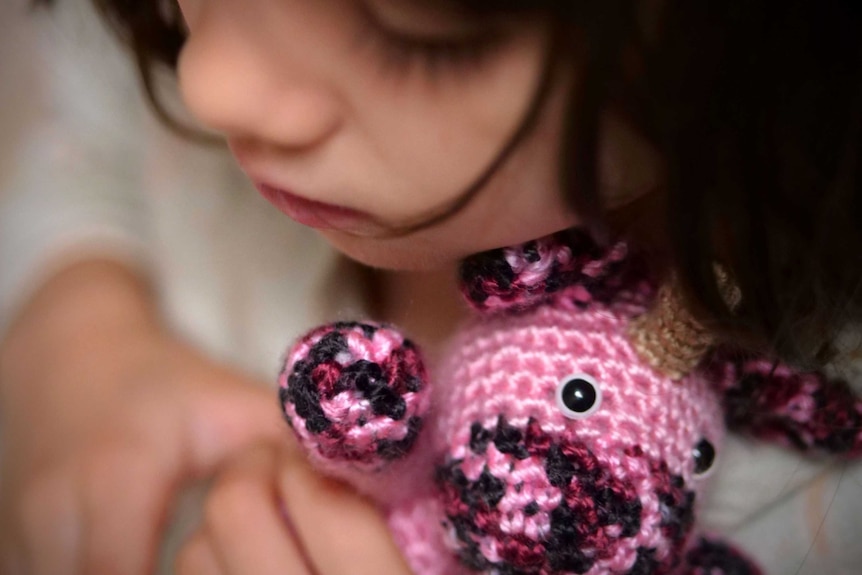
[628,265,741,380]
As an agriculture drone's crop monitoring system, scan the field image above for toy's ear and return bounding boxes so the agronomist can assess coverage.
[459,228,641,313]
[704,349,862,457]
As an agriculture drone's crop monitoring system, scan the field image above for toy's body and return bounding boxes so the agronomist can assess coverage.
[280,232,861,575]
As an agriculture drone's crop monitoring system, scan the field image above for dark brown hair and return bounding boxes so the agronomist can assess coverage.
[39,0,862,368]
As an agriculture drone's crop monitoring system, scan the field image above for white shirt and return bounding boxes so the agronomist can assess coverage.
[0,0,346,376]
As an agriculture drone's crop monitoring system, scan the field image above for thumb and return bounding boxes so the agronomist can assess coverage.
[178,367,291,477]
[152,369,289,574]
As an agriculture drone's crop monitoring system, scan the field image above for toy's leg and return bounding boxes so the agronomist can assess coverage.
[677,535,763,575]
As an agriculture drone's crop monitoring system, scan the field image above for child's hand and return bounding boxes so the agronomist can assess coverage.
[0,335,285,575]
[0,261,285,575]
[175,442,412,575]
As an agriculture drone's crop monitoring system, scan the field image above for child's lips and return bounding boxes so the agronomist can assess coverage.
[228,141,388,236]
[254,182,384,236]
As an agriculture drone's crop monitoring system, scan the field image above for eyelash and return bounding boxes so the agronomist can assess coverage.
[354,3,505,79]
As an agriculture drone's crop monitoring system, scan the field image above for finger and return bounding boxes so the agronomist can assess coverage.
[80,437,170,575]
[203,444,312,575]
[0,538,25,575]
[74,374,287,575]
[175,532,225,575]
[277,451,412,575]
[180,368,297,473]
[17,462,83,575]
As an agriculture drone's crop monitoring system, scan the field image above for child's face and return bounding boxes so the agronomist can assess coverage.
[176,0,580,269]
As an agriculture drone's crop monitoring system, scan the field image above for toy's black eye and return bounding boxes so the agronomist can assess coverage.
[693,438,716,475]
[556,374,602,419]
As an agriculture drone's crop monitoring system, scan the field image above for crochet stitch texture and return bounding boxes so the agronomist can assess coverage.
[279,230,861,575]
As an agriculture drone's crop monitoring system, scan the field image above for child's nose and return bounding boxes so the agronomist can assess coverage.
[176,8,342,150]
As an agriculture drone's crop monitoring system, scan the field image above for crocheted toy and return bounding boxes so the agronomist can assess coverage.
[278,230,862,575]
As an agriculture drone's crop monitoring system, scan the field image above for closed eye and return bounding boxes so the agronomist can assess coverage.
[354,0,508,79]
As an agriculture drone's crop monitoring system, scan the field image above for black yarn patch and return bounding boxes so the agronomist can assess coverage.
[475,467,506,508]
[522,240,541,263]
[286,362,332,434]
[446,513,491,572]
[470,422,493,454]
[545,504,596,574]
[460,246,516,305]
[594,486,643,538]
[494,418,530,460]
[343,359,407,420]
[376,415,423,460]
[405,374,423,393]
[435,462,507,510]
[310,330,350,362]
[544,444,577,488]
[627,547,659,575]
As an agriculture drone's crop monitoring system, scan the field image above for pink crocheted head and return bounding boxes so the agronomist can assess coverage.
[428,291,724,574]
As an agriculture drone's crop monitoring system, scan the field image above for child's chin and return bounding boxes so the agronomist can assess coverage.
[319,230,461,271]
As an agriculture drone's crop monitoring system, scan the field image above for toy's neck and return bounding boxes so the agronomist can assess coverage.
[371,264,468,366]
